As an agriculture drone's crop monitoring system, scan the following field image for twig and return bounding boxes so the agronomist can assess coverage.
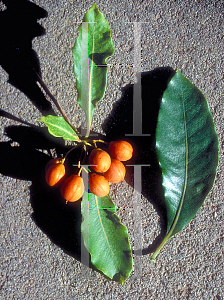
[16,47,79,135]
[36,75,79,135]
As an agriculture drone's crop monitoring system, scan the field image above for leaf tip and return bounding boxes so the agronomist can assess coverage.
[112,273,126,285]
[90,2,99,13]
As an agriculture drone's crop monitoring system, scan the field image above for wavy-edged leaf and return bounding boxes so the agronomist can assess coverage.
[40,115,80,142]
[151,70,219,261]
[81,191,133,284]
[72,3,115,137]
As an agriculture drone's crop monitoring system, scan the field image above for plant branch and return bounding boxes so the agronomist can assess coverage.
[36,74,79,135]
[16,48,79,135]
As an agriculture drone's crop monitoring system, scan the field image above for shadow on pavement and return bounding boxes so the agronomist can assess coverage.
[0,0,177,264]
[102,66,176,254]
[0,0,55,115]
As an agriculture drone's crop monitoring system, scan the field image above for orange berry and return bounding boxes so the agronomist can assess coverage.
[89,173,110,197]
[109,140,133,161]
[60,175,84,202]
[45,158,62,172]
[104,159,126,183]
[45,163,65,187]
[89,148,111,173]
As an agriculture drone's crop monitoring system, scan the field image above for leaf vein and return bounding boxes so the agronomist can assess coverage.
[94,195,119,268]
[48,122,77,138]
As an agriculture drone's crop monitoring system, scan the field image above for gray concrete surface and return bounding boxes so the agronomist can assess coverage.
[0,0,223,299]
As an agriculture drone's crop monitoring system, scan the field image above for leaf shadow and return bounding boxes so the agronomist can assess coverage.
[0,124,81,259]
[0,0,55,115]
[102,66,176,255]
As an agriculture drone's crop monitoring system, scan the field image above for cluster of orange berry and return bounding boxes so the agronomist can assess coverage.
[45,140,133,202]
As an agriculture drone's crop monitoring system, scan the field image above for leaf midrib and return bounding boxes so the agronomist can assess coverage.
[42,117,78,140]
[151,87,188,261]
[86,25,95,138]
[94,195,119,269]
[50,122,75,137]
[167,92,188,238]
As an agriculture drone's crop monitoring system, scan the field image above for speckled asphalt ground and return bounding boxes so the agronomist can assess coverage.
[0,0,223,299]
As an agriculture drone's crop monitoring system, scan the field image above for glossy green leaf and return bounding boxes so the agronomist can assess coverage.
[151,70,219,261]
[72,3,115,137]
[39,115,80,142]
[81,192,133,284]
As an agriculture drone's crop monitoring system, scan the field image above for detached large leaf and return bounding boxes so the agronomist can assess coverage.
[72,3,115,137]
[81,192,133,284]
[151,70,219,261]
[40,115,80,142]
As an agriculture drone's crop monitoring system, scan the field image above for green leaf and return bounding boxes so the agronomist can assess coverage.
[72,3,115,137]
[151,70,219,261]
[39,115,80,142]
[81,192,133,284]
